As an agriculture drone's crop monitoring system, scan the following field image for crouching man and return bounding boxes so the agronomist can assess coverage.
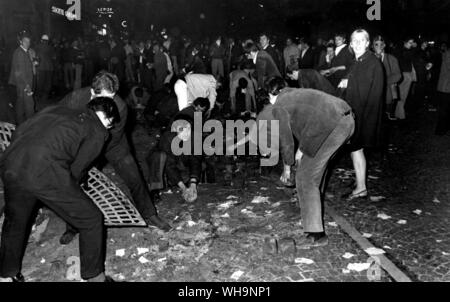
[146,116,201,204]
[0,98,119,282]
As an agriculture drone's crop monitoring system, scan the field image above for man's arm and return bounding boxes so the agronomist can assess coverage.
[271,107,295,166]
[71,129,107,182]
[256,57,267,89]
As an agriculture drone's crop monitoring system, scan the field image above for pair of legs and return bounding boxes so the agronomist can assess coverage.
[0,171,105,281]
[350,148,367,196]
[14,87,35,125]
[211,59,224,80]
[395,72,414,120]
[296,114,355,233]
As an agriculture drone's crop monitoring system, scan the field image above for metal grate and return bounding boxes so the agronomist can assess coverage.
[83,168,147,226]
[0,122,15,152]
[0,121,146,227]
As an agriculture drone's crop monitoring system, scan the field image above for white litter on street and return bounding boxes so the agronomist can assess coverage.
[397,220,407,225]
[362,233,373,238]
[294,258,315,264]
[115,249,126,257]
[377,213,392,220]
[413,209,422,215]
[342,253,355,259]
[365,247,386,255]
[370,196,386,202]
[251,196,270,204]
[347,263,371,272]
[230,270,245,280]
[137,247,149,255]
[327,222,338,227]
[138,256,150,264]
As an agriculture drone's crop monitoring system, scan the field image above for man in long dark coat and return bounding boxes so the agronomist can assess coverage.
[244,42,281,89]
[0,97,119,282]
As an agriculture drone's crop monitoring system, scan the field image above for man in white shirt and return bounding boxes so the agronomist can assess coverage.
[174,73,218,114]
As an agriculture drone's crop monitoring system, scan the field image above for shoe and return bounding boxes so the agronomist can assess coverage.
[104,275,115,282]
[59,230,78,245]
[146,215,172,232]
[296,233,329,250]
[12,273,25,282]
[345,189,368,201]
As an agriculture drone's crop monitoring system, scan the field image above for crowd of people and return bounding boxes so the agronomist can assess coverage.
[0,25,449,282]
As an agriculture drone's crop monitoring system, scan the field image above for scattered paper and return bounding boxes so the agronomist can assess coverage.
[432,197,441,203]
[397,220,407,225]
[370,196,386,202]
[342,253,355,259]
[271,202,281,208]
[368,175,379,180]
[138,256,149,264]
[347,263,371,272]
[186,220,197,227]
[249,181,258,184]
[251,196,269,204]
[115,249,126,257]
[131,233,136,238]
[276,187,285,190]
[260,187,268,191]
[226,195,239,200]
[362,233,373,238]
[294,258,315,265]
[40,258,46,264]
[137,247,149,255]
[365,247,385,255]
[218,200,238,209]
[328,222,338,227]
[31,218,50,242]
[413,209,422,215]
[383,245,392,250]
[342,269,351,274]
[436,240,443,243]
[157,257,167,262]
[220,213,230,218]
[442,252,449,256]
[230,271,245,280]
[377,213,392,220]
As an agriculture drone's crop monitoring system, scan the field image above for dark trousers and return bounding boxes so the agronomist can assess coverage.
[0,171,105,280]
[146,150,167,191]
[435,91,450,135]
[296,114,355,233]
[14,86,35,125]
[36,70,53,100]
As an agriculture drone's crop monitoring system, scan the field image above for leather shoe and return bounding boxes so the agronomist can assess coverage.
[12,273,25,282]
[59,230,78,245]
[345,189,368,201]
[150,190,162,205]
[296,233,328,250]
[146,215,172,232]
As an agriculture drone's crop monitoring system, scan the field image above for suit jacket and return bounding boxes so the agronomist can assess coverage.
[298,48,315,69]
[255,50,282,89]
[8,46,34,88]
[298,69,336,96]
[381,53,402,102]
[254,88,352,164]
[263,45,283,72]
[0,106,108,190]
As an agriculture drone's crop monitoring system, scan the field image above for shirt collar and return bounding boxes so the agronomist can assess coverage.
[20,45,28,53]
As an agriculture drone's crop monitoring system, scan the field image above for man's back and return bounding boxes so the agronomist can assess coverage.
[1,106,107,185]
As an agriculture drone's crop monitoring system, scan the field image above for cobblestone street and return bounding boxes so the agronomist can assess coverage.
[0,88,449,282]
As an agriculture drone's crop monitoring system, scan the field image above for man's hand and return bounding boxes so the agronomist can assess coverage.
[338,79,348,89]
[280,164,291,185]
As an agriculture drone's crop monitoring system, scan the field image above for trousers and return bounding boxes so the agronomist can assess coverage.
[295,114,355,233]
[0,171,105,280]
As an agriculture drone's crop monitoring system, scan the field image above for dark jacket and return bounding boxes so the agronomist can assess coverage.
[254,88,352,164]
[263,45,283,72]
[329,45,354,87]
[344,51,385,149]
[395,47,415,73]
[35,43,55,72]
[0,106,108,189]
[298,69,336,96]
[255,50,282,89]
[8,46,34,88]
[59,87,129,161]
[298,48,315,69]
